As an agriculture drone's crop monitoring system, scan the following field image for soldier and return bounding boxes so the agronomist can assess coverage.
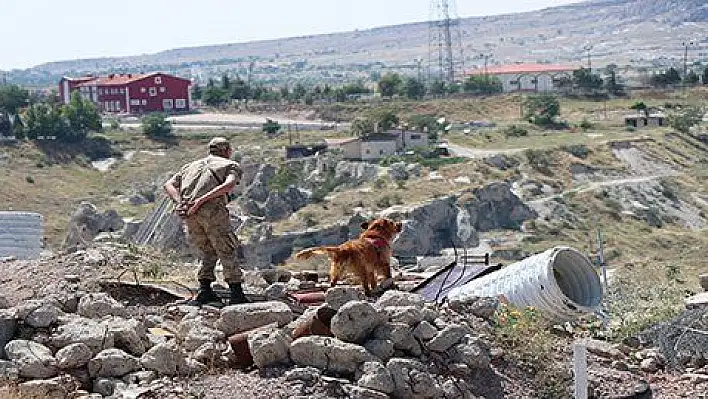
[163,137,248,306]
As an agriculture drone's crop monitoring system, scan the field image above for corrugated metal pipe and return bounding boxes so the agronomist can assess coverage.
[0,212,44,260]
[447,246,603,321]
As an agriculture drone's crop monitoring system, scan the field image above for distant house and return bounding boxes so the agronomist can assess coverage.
[624,113,666,128]
[325,130,431,161]
[466,63,578,93]
[59,72,192,114]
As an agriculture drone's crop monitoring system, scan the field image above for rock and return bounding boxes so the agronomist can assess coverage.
[0,360,19,383]
[700,274,708,292]
[407,164,422,178]
[216,301,293,336]
[0,296,8,309]
[485,154,520,171]
[192,342,224,366]
[186,358,208,374]
[448,336,490,369]
[682,373,708,384]
[581,338,624,360]
[258,269,293,285]
[356,361,394,394]
[88,348,140,378]
[104,317,150,356]
[18,378,67,399]
[50,317,115,355]
[16,301,59,328]
[248,328,292,368]
[63,202,124,248]
[382,306,424,326]
[0,309,17,359]
[447,296,499,320]
[413,321,438,341]
[5,340,58,379]
[375,290,425,310]
[364,339,395,362]
[284,366,321,383]
[122,370,157,385]
[140,342,189,376]
[441,378,464,399]
[93,377,125,397]
[264,192,294,221]
[330,301,384,343]
[426,324,473,352]
[388,162,409,181]
[372,323,421,356]
[56,343,93,369]
[612,360,630,371]
[343,385,390,399]
[264,283,288,300]
[290,336,377,375]
[685,292,708,309]
[640,357,660,373]
[326,286,365,311]
[387,358,442,399]
[180,322,225,352]
[77,293,126,318]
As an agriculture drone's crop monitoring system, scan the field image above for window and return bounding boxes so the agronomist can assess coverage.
[141,87,146,94]
[163,99,173,109]
[160,87,166,93]
[379,149,384,155]
[410,134,421,140]
[155,76,162,84]
[175,99,186,109]
[149,87,157,96]
[130,99,140,106]
[98,89,103,95]
[119,88,125,94]
[115,101,121,111]
[141,99,147,105]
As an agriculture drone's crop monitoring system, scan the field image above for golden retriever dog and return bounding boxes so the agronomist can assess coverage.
[295,218,402,296]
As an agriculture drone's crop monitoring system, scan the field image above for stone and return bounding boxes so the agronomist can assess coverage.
[0,295,9,309]
[685,292,708,309]
[92,378,125,397]
[326,286,365,311]
[77,293,126,318]
[375,290,425,310]
[0,309,17,359]
[413,321,438,341]
[140,342,189,376]
[5,340,58,379]
[388,162,410,181]
[330,301,384,343]
[343,385,390,399]
[17,301,60,328]
[700,274,708,292]
[216,301,293,336]
[122,370,157,385]
[50,317,115,355]
[0,360,19,383]
[56,343,93,369]
[264,283,288,300]
[192,342,225,366]
[448,336,491,369]
[88,349,140,378]
[372,323,421,356]
[180,321,225,352]
[612,360,630,371]
[581,338,624,360]
[640,357,660,373]
[382,306,424,326]
[448,296,499,320]
[356,361,394,394]
[18,379,67,399]
[284,366,321,383]
[103,317,150,356]
[63,202,124,248]
[290,336,377,375]
[426,324,473,352]
[186,358,208,374]
[363,339,395,362]
[387,358,442,399]
[248,328,292,368]
[681,373,708,384]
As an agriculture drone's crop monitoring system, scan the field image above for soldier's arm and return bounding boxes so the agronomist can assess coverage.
[188,172,238,215]
[163,175,182,204]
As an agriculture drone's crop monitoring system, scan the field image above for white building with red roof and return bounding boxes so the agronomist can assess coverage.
[466,63,580,93]
[59,72,191,114]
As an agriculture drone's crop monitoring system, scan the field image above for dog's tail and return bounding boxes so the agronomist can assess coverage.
[294,247,339,261]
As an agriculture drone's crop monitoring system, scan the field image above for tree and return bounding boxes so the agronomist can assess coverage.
[667,106,704,134]
[202,86,229,106]
[221,74,231,91]
[292,83,307,100]
[606,70,625,96]
[404,77,426,99]
[684,71,700,86]
[572,67,604,91]
[11,114,24,139]
[0,112,10,136]
[0,85,29,114]
[141,113,173,137]
[650,68,682,87]
[703,66,708,85]
[230,76,251,102]
[192,84,203,101]
[463,75,503,94]
[62,91,101,142]
[428,80,446,96]
[263,118,281,135]
[24,103,68,140]
[523,94,561,127]
[630,101,649,118]
[351,110,399,136]
[378,73,403,98]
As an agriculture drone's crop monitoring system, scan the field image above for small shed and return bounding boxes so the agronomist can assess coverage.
[625,113,665,128]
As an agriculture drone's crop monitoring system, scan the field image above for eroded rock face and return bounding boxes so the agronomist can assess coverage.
[63,202,124,248]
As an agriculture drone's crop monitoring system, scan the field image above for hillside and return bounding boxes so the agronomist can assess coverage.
[5,0,708,87]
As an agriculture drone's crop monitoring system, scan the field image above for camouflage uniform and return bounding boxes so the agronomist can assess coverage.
[171,154,243,283]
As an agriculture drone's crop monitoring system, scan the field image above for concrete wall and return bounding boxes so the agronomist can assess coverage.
[360,141,397,161]
[0,212,44,260]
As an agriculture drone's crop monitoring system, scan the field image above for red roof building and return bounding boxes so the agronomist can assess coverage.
[466,63,580,93]
[59,72,192,114]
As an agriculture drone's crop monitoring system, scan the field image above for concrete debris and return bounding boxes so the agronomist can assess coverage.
[5,340,58,379]
[216,301,293,336]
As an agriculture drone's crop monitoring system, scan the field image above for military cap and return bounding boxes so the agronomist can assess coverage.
[208,137,231,149]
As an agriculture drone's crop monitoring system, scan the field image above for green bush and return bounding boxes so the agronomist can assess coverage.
[579,118,593,131]
[524,149,554,174]
[503,125,528,137]
[561,144,591,159]
[141,113,173,137]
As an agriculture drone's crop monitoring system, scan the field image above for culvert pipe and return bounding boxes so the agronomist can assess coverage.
[447,246,603,321]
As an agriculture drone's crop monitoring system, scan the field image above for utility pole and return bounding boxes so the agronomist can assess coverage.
[683,41,695,78]
[414,58,424,83]
[584,44,593,73]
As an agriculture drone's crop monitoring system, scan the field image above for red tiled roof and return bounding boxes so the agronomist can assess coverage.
[63,76,97,83]
[73,72,191,87]
[467,63,579,76]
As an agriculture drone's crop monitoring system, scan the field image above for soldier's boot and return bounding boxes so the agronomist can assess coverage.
[187,280,222,306]
[229,282,249,305]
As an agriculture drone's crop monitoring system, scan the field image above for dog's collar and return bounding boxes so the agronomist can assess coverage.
[365,237,390,250]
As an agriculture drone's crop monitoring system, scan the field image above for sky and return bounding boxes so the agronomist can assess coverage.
[0,0,581,70]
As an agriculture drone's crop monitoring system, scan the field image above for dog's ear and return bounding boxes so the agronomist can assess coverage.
[360,221,370,230]
[395,222,403,232]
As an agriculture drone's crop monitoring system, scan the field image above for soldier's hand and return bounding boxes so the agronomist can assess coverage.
[187,199,203,216]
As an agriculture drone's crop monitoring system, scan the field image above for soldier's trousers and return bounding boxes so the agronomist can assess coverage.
[184,202,243,283]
